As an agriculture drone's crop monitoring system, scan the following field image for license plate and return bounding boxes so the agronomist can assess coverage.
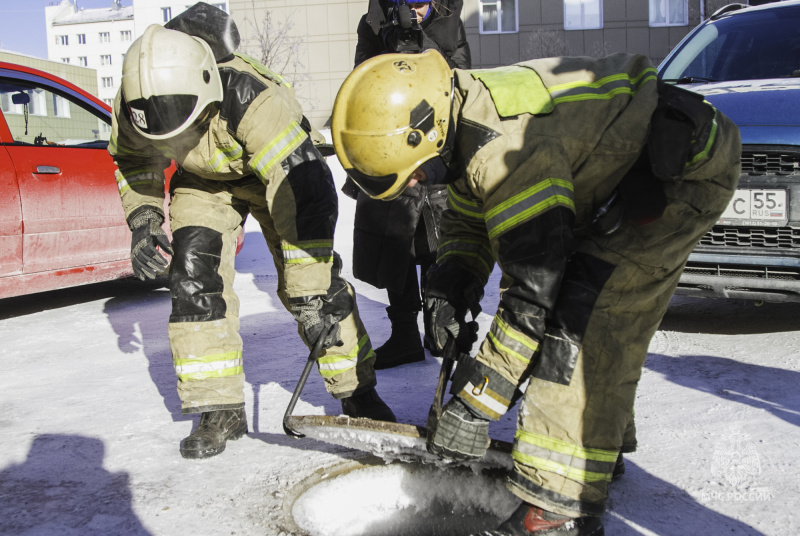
[717,189,788,227]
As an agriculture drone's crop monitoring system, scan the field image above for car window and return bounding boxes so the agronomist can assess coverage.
[660,5,800,82]
[0,79,110,148]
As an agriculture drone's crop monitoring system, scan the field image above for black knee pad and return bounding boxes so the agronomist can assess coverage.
[169,226,226,323]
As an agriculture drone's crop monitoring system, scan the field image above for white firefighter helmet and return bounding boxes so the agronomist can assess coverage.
[121,24,223,140]
[332,50,453,201]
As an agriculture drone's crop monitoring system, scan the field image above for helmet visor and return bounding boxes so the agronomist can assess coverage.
[346,168,413,201]
[126,94,198,137]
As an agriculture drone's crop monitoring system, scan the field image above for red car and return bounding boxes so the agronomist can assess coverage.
[0,61,136,299]
[0,62,244,300]
[0,62,132,298]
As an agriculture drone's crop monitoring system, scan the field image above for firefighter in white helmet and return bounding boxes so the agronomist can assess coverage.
[332,50,741,534]
[111,21,395,460]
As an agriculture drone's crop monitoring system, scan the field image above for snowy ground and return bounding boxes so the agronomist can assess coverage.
[1,150,799,536]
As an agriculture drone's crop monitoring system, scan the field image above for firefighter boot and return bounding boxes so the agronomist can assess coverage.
[373,307,425,369]
[477,502,604,536]
[341,388,397,422]
[612,453,625,480]
[180,408,248,459]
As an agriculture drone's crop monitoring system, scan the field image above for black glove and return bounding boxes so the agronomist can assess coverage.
[427,396,490,461]
[127,206,173,280]
[290,277,354,352]
[424,262,483,354]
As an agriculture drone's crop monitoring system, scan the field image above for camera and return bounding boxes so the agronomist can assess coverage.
[382,0,424,53]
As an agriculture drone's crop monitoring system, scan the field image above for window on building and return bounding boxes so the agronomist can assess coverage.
[52,94,71,118]
[564,0,603,30]
[162,7,172,22]
[0,88,47,117]
[122,53,126,63]
[650,0,687,26]
[61,58,70,64]
[78,56,88,66]
[479,0,518,33]
[102,77,114,88]
[120,30,132,41]
[104,98,114,107]
[99,32,110,43]
[56,35,69,46]
[101,55,112,65]
[77,34,86,44]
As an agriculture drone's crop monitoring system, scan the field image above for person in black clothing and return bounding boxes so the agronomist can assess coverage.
[343,0,472,370]
[354,0,471,68]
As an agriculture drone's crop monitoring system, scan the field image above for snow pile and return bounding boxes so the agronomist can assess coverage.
[292,463,520,536]
[296,419,514,470]
[310,425,436,464]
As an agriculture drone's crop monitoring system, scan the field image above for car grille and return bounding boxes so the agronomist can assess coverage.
[697,226,800,248]
[682,263,800,282]
[741,151,800,175]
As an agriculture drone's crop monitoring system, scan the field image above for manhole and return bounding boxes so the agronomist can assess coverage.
[284,457,520,536]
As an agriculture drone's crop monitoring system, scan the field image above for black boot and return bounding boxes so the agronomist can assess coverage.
[612,453,625,480]
[341,388,397,422]
[373,307,425,369]
[477,502,604,536]
[180,408,248,459]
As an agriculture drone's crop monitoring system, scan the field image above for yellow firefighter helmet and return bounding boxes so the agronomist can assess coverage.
[332,50,453,200]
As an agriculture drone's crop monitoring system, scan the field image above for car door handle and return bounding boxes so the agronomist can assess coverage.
[35,166,61,174]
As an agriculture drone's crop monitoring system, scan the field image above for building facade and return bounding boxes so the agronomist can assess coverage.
[45,0,228,106]
[0,50,106,143]
[0,50,99,96]
[228,0,767,129]
[45,0,769,129]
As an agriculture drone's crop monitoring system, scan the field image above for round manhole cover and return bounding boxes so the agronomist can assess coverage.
[287,459,520,536]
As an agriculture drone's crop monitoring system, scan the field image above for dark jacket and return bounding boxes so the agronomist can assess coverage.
[353,184,448,293]
[349,0,470,293]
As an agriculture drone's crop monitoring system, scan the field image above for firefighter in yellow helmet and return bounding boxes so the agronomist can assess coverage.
[111,16,394,460]
[332,50,741,534]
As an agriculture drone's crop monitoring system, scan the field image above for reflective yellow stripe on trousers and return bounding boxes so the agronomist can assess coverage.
[282,240,334,265]
[513,430,618,483]
[317,333,373,378]
[173,351,244,381]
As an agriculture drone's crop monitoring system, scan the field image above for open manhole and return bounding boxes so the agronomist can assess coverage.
[284,457,521,536]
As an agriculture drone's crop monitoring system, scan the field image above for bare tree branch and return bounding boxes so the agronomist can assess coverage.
[526,29,569,59]
[239,1,313,109]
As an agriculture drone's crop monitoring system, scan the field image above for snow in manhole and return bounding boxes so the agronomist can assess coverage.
[290,460,520,536]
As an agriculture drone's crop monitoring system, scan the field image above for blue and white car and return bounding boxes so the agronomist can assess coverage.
[658,1,800,303]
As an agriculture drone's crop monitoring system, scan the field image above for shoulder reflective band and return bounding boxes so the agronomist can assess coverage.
[548,68,657,105]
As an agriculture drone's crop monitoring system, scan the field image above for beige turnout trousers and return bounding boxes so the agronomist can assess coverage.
[168,173,376,414]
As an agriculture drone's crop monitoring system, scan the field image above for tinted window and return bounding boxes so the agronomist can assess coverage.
[661,5,800,82]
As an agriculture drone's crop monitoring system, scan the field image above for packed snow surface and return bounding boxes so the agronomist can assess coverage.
[1,132,798,535]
